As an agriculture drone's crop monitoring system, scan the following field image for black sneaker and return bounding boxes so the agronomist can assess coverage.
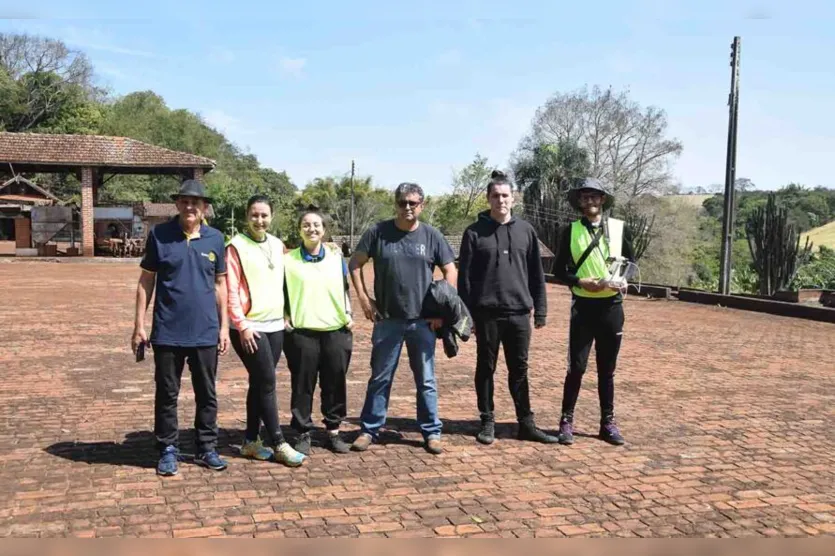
[599,419,625,446]
[194,450,228,471]
[295,432,312,455]
[327,432,350,454]
[558,417,574,445]
[517,417,559,444]
[476,420,495,445]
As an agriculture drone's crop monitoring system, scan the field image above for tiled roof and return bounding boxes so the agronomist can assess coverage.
[0,132,216,169]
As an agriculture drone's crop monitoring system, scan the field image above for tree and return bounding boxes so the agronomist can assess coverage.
[512,140,590,254]
[451,154,493,219]
[525,85,683,201]
[745,194,814,296]
[430,154,494,235]
[296,175,392,240]
[0,33,100,133]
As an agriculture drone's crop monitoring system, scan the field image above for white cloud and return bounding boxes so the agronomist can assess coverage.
[278,56,307,75]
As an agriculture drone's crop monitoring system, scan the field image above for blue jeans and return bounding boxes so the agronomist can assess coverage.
[359,318,442,440]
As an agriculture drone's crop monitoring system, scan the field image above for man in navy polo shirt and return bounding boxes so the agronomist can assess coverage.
[131,179,230,476]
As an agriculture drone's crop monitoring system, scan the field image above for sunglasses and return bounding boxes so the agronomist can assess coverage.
[397,200,421,208]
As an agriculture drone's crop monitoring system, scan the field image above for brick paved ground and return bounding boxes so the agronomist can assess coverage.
[0,261,834,538]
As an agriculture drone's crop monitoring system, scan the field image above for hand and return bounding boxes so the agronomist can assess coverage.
[606,280,628,293]
[578,277,606,293]
[131,326,148,354]
[218,328,230,356]
[359,297,378,322]
[241,327,260,354]
[426,318,443,331]
[345,316,354,330]
[534,316,546,329]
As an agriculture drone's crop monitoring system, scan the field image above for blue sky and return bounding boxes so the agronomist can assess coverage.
[2,0,834,194]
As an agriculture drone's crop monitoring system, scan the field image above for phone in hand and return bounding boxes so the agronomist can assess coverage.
[136,342,146,362]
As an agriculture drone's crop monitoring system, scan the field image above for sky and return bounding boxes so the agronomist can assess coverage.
[1,0,834,195]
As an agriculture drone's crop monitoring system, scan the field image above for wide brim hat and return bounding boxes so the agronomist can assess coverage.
[171,179,213,204]
[567,177,615,211]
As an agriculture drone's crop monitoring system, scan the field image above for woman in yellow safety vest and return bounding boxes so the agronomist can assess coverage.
[283,206,354,456]
[226,194,306,467]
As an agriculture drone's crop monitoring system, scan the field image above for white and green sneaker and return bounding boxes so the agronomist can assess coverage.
[240,438,274,461]
[275,442,306,467]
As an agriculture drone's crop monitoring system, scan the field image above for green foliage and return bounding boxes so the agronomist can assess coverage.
[513,139,591,254]
[0,33,100,133]
[791,246,835,290]
[701,184,835,236]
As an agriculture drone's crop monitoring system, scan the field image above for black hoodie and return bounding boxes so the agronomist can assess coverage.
[458,210,547,323]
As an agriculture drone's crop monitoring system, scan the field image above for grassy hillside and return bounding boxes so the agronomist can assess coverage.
[802,220,835,251]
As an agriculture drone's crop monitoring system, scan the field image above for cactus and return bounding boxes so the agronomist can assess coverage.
[623,211,655,262]
[745,194,813,296]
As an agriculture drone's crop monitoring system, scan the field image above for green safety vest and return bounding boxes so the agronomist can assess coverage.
[284,245,349,331]
[569,220,618,299]
[227,233,285,322]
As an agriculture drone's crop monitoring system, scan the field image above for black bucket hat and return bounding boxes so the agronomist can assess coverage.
[567,177,614,211]
[171,179,213,204]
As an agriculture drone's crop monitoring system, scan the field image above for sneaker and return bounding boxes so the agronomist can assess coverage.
[517,417,559,444]
[157,445,179,476]
[240,438,274,461]
[558,417,575,446]
[294,432,312,455]
[351,432,373,452]
[476,420,495,445]
[327,431,351,454]
[275,442,306,467]
[599,419,625,446]
[425,436,443,455]
[194,450,228,471]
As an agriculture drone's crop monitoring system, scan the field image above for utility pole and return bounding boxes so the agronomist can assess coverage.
[719,36,741,296]
[349,160,355,253]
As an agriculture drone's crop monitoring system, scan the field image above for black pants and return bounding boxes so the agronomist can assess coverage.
[284,327,352,433]
[153,345,218,453]
[561,298,625,420]
[230,329,285,447]
[474,313,533,423]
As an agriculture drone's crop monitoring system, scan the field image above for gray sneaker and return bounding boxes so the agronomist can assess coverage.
[351,432,373,452]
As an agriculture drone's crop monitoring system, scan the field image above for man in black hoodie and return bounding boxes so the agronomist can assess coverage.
[458,171,558,445]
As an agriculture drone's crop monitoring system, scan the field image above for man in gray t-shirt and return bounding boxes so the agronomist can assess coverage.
[349,182,457,455]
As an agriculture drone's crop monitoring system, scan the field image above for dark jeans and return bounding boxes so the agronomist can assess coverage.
[561,298,625,420]
[153,345,218,453]
[230,329,285,447]
[474,313,533,423]
[284,327,352,434]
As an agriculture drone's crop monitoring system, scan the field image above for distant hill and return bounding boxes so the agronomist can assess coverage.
[802,220,835,251]
[664,194,714,208]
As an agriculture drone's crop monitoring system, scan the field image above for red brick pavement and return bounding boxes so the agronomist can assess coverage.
[0,262,834,538]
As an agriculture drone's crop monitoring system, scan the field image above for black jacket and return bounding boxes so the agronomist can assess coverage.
[421,279,473,358]
[458,211,547,324]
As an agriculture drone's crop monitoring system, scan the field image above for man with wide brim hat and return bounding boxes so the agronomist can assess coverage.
[566,177,614,212]
[552,176,634,449]
[171,179,214,204]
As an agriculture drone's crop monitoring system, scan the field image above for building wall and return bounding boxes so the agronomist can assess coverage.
[15,216,31,249]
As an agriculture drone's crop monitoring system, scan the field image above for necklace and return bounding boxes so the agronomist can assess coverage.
[248,232,274,270]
